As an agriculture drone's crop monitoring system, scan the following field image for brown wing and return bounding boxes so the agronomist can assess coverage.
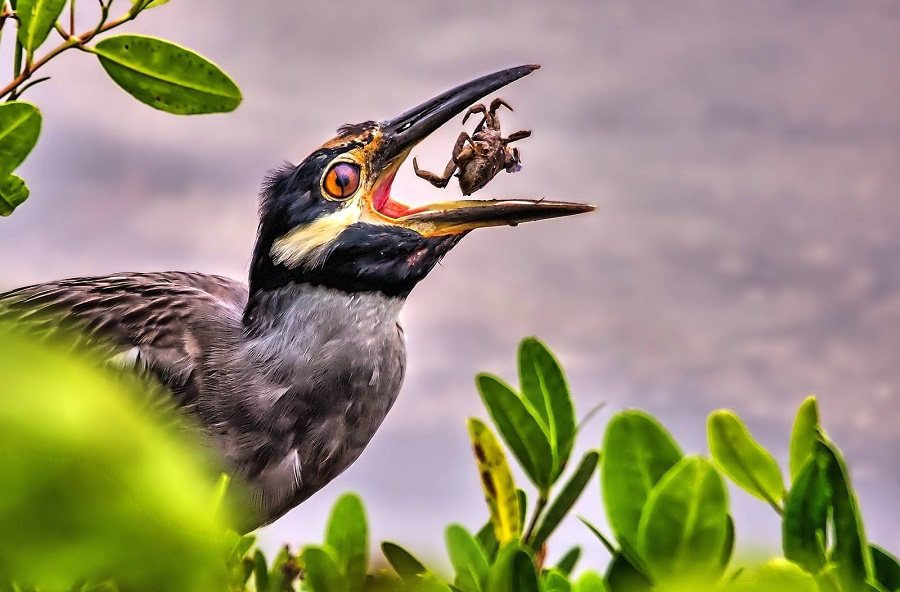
[0,271,249,403]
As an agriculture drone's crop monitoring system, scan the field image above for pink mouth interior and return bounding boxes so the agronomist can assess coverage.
[371,170,425,219]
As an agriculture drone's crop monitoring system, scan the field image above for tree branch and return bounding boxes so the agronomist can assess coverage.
[1,1,143,100]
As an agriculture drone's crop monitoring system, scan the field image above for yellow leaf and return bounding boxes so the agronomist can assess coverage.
[467,418,521,545]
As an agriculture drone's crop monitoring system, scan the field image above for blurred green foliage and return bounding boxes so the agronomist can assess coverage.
[0,326,896,592]
[0,324,232,591]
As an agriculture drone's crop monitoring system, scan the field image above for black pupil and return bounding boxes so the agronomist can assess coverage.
[334,165,354,194]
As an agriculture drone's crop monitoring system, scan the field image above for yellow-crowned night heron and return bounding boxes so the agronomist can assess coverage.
[0,65,593,531]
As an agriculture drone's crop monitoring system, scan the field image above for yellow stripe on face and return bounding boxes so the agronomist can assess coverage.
[271,203,361,269]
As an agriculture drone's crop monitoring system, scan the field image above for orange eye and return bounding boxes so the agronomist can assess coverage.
[323,162,360,199]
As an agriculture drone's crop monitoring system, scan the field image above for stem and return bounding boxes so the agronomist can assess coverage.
[16,75,50,95]
[0,2,13,28]
[69,0,75,35]
[1,0,140,100]
[522,492,549,545]
[9,39,23,99]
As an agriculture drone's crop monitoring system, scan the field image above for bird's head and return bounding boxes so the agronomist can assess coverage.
[250,65,594,298]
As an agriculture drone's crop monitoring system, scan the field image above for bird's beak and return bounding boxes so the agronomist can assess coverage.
[365,65,595,236]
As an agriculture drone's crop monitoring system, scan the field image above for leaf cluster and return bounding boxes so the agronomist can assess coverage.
[1,331,896,592]
[0,0,241,215]
[234,339,897,592]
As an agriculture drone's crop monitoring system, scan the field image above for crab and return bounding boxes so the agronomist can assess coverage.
[412,98,531,196]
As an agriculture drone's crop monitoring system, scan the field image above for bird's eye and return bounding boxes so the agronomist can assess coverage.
[322,162,361,200]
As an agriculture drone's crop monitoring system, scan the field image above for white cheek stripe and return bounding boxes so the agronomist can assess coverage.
[271,203,361,269]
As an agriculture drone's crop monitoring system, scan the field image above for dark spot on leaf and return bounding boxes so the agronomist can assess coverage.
[474,444,486,463]
[481,470,497,497]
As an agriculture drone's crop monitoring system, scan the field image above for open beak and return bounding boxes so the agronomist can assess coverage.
[368,65,595,236]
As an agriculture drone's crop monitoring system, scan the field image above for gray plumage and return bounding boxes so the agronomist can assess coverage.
[0,272,405,529]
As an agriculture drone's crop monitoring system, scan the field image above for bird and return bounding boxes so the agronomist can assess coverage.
[0,65,594,532]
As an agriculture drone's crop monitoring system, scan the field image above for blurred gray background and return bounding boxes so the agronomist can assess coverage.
[2,0,898,565]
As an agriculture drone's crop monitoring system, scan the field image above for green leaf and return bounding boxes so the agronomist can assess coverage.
[253,549,269,592]
[477,374,554,490]
[636,457,729,584]
[735,559,818,592]
[605,553,652,592]
[302,546,347,592]
[266,545,294,592]
[415,574,455,592]
[94,35,241,115]
[325,493,368,590]
[820,439,873,591]
[601,411,683,547]
[15,0,67,52]
[531,450,600,549]
[382,542,427,583]
[518,488,529,531]
[487,546,539,592]
[476,520,499,562]
[228,532,256,560]
[790,396,820,482]
[132,0,171,9]
[0,174,29,216]
[720,514,735,572]
[0,327,231,591]
[577,517,617,557]
[783,449,830,573]
[555,546,581,576]
[446,524,490,592]
[518,338,576,479]
[573,571,607,592]
[541,569,571,592]
[0,101,41,178]
[468,418,522,545]
[708,410,785,508]
[871,545,900,592]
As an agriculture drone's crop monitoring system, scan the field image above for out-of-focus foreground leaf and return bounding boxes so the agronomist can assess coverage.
[870,545,900,592]
[325,493,368,590]
[301,547,346,592]
[381,542,427,583]
[0,324,230,591]
[486,545,539,592]
[445,524,489,592]
[730,559,818,592]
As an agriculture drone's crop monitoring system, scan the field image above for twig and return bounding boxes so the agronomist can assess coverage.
[16,75,51,95]
[522,492,549,545]
[9,40,23,100]
[1,0,144,100]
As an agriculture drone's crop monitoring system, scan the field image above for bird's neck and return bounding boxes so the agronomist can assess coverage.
[242,282,405,337]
